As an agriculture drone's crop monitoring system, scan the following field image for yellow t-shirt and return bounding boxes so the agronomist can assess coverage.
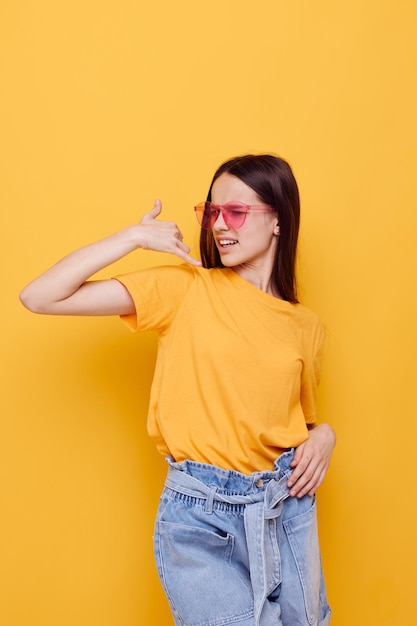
[115,265,325,474]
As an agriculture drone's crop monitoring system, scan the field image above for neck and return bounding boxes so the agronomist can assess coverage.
[231,264,281,298]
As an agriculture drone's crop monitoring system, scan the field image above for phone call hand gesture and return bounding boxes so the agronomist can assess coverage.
[139,200,201,266]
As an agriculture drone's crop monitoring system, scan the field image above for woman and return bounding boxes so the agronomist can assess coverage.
[20,154,335,626]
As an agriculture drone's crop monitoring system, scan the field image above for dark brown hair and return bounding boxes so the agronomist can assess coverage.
[199,154,300,303]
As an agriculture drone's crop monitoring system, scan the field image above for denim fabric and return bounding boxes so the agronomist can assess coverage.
[153,451,331,626]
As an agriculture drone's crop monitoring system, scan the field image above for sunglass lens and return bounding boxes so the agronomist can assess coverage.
[194,203,209,229]
[195,202,248,229]
[202,202,216,229]
[223,203,247,229]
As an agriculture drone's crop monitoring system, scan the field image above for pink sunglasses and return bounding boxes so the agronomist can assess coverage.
[194,201,276,230]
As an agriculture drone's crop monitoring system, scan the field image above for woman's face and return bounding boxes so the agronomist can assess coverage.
[210,172,279,272]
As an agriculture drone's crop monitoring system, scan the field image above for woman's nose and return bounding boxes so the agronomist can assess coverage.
[213,209,229,230]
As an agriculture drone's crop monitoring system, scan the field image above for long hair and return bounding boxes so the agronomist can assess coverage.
[199,154,300,303]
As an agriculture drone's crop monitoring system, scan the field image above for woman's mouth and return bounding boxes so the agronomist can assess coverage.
[218,239,238,248]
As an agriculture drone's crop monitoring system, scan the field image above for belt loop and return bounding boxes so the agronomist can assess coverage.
[205,487,217,514]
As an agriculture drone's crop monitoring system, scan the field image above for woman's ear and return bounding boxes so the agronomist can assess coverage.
[274,224,280,236]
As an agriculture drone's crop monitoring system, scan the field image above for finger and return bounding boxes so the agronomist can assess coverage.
[173,251,202,266]
[296,467,326,498]
[170,238,200,264]
[174,248,202,266]
[183,255,202,266]
[288,461,315,495]
[141,199,162,222]
[287,450,312,486]
[287,464,306,488]
[176,240,191,254]
[292,460,328,498]
[288,450,323,493]
[290,472,314,497]
[290,445,303,467]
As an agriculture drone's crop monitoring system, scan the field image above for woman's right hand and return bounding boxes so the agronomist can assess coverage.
[19,200,201,316]
[138,200,201,266]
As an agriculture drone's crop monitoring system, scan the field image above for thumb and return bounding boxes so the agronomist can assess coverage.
[142,199,162,222]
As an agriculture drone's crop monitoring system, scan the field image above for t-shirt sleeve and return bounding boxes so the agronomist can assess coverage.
[113,264,195,332]
[300,316,326,424]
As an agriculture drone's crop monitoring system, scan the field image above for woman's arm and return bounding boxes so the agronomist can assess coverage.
[286,423,336,498]
[19,200,201,316]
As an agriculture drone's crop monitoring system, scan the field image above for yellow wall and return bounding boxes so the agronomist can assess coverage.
[1,1,416,624]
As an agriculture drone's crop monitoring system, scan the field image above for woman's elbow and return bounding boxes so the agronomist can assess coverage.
[19,286,49,314]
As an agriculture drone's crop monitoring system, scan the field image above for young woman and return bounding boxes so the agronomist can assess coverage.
[20,154,335,626]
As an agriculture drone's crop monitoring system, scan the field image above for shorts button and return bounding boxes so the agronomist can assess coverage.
[256,478,264,488]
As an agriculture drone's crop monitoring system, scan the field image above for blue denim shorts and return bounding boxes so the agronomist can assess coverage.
[153,451,331,626]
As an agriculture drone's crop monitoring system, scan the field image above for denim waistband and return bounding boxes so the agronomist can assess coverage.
[164,451,295,624]
[166,450,294,499]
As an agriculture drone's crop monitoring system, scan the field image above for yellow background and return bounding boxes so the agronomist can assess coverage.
[1,1,416,624]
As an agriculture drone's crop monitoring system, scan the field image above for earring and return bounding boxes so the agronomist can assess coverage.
[274,225,280,235]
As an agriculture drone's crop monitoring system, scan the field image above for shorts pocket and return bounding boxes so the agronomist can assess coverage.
[155,520,254,626]
[283,499,329,625]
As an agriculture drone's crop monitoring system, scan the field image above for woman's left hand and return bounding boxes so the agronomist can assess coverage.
[287,423,336,498]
